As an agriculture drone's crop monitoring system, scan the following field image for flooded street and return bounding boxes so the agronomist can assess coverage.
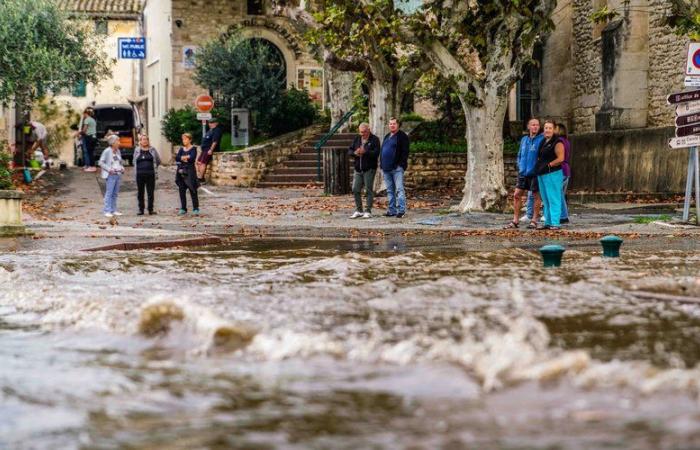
[2,239,700,449]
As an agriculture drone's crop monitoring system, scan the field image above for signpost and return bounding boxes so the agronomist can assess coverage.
[195,94,215,138]
[668,44,700,224]
[118,38,146,59]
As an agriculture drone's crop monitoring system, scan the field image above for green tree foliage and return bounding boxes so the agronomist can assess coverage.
[161,107,204,146]
[668,0,700,39]
[193,29,286,118]
[0,148,13,190]
[263,87,318,136]
[0,0,111,112]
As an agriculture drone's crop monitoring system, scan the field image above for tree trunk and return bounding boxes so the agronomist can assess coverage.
[326,65,354,132]
[457,89,508,212]
[368,76,400,141]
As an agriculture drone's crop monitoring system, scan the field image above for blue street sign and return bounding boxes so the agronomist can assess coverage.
[118,38,146,59]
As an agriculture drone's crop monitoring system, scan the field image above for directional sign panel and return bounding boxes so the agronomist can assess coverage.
[196,112,212,121]
[687,43,700,76]
[118,37,146,59]
[677,100,700,116]
[669,135,700,149]
[676,112,700,127]
[668,89,700,105]
[676,123,700,137]
[686,76,700,87]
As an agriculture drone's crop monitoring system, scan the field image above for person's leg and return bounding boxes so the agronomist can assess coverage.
[526,191,535,220]
[103,175,116,213]
[111,175,121,213]
[560,176,569,221]
[177,176,188,211]
[383,170,397,215]
[512,188,524,224]
[394,168,406,214]
[365,169,376,213]
[146,174,155,213]
[136,174,146,213]
[196,162,204,180]
[82,137,90,168]
[547,172,563,227]
[191,186,199,211]
[352,171,364,213]
[538,175,551,226]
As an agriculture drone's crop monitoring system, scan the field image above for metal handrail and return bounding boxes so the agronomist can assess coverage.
[316,106,358,181]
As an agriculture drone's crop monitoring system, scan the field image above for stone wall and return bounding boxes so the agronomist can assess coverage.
[648,0,688,127]
[170,0,322,110]
[405,154,518,191]
[209,125,321,187]
[569,127,687,193]
[546,0,686,133]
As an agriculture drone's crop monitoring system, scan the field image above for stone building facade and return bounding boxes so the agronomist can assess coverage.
[510,0,688,134]
[143,0,325,162]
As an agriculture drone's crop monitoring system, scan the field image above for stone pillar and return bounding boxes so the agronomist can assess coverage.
[0,190,28,236]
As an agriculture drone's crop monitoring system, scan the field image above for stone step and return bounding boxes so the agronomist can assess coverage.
[273,167,319,175]
[298,146,349,154]
[257,181,322,188]
[263,174,318,183]
[289,153,319,161]
[283,160,318,168]
[312,133,356,140]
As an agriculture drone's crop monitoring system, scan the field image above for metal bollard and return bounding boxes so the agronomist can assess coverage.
[539,244,566,267]
[600,235,623,258]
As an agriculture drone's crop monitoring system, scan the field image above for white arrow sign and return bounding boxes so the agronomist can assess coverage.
[669,135,700,149]
[676,100,700,116]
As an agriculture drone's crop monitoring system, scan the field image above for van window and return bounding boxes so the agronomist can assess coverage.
[93,108,134,136]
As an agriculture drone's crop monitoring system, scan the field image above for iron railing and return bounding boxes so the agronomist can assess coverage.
[315,106,357,181]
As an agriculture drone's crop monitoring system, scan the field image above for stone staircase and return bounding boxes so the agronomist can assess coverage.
[257,132,356,188]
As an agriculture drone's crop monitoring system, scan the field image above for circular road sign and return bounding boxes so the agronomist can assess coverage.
[195,94,214,113]
[694,49,700,69]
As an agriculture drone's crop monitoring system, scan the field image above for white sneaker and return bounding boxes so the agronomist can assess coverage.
[520,214,530,222]
[104,213,113,218]
[350,211,363,219]
[112,211,123,216]
[362,212,372,219]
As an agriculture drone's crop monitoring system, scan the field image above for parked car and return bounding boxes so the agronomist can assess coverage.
[74,103,143,166]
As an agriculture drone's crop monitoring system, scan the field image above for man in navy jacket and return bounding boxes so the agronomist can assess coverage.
[380,117,410,218]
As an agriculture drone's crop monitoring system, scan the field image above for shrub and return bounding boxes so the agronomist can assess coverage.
[0,147,14,190]
[161,106,203,146]
[262,87,318,136]
[400,112,426,123]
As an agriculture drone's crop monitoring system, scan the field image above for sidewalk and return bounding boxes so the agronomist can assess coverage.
[8,167,700,252]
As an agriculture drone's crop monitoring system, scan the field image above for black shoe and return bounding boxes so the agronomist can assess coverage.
[560,218,570,224]
[396,212,405,218]
[149,211,157,215]
[137,211,144,216]
[385,212,396,217]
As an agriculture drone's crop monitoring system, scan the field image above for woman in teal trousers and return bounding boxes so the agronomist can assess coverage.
[535,120,566,230]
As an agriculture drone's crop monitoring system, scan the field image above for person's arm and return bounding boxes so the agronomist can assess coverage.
[348,137,358,158]
[98,149,110,171]
[152,148,162,168]
[208,129,222,154]
[549,143,565,169]
[175,148,183,163]
[399,132,410,169]
[367,136,380,160]
[189,147,198,164]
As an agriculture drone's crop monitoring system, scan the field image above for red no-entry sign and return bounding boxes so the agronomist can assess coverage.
[195,94,214,113]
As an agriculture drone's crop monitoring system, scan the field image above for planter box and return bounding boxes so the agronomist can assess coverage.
[0,190,29,237]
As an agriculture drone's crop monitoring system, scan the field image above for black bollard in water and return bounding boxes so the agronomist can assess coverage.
[600,235,623,258]
[539,244,566,267]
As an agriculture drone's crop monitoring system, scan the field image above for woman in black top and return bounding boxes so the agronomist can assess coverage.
[133,135,161,215]
[175,133,199,215]
[535,120,566,230]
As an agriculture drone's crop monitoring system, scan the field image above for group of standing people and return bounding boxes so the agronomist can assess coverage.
[506,117,571,230]
[349,117,410,219]
[96,118,223,218]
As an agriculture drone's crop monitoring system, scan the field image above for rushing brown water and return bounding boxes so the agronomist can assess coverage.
[2,239,700,449]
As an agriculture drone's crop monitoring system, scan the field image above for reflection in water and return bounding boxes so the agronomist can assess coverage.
[1,241,700,448]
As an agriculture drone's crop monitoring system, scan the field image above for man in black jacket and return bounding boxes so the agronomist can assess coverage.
[380,117,409,218]
[348,123,381,218]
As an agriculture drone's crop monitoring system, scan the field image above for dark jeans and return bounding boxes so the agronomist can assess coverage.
[176,172,199,211]
[136,173,156,213]
[352,169,376,213]
[82,135,96,167]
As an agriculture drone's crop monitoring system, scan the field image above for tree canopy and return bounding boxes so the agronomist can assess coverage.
[0,0,111,112]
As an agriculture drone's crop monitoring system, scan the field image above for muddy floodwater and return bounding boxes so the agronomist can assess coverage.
[2,238,700,449]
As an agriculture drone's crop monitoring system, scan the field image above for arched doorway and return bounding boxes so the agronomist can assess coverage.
[248,38,287,89]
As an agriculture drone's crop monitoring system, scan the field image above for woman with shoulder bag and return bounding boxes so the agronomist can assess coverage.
[175,133,199,215]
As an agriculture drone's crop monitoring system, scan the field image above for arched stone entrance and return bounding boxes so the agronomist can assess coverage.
[247,37,287,89]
